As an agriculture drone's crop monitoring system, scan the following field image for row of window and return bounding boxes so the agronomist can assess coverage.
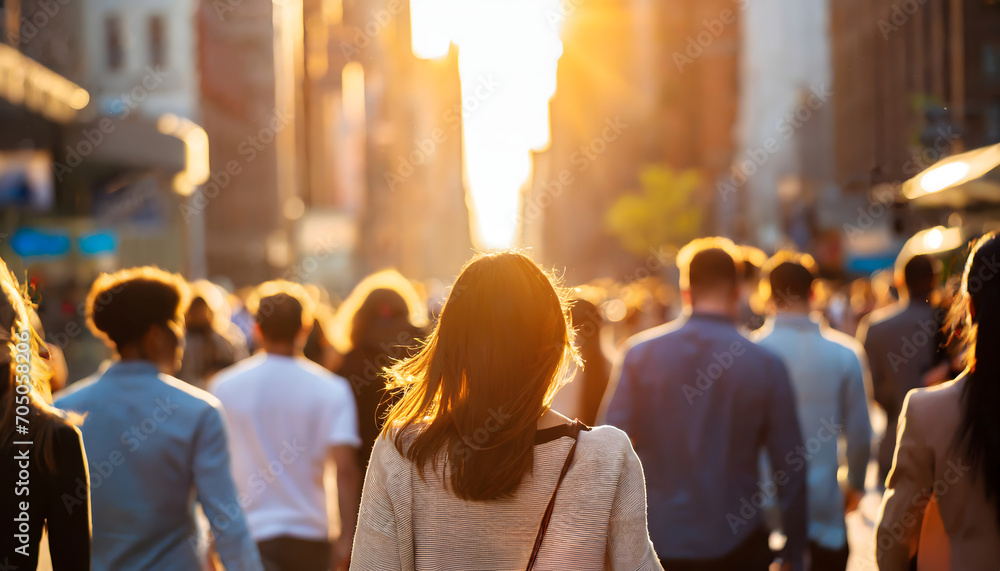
[105,15,166,71]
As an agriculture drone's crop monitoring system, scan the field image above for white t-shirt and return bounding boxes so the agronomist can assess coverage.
[210,353,361,542]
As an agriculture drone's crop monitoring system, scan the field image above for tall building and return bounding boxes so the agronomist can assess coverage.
[299,0,470,290]
[526,0,740,283]
[197,0,304,285]
[1,0,206,380]
[829,0,1000,268]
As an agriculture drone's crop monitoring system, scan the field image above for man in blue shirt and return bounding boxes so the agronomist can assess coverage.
[603,237,807,571]
[753,252,872,571]
[56,267,262,571]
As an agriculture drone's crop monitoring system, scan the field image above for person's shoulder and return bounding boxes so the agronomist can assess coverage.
[580,424,635,457]
[209,353,267,390]
[819,324,867,362]
[623,317,687,354]
[904,376,964,414]
[291,357,355,395]
[156,373,225,411]
[53,376,100,409]
[867,303,906,330]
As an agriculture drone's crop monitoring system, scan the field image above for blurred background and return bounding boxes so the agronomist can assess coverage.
[2,0,1000,383]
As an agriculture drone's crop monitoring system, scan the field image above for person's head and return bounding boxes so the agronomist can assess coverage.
[760,251,819,314]
[86,267,188,374]
[948,233,1000,529]
[185,296,214,331]
[384,250,578,501]
[896,253,937,300]
[331,269,428,355]
[676,237,743,316]
[250,280,315,352]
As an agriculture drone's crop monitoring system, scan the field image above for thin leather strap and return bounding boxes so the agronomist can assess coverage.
[526,420,589,570]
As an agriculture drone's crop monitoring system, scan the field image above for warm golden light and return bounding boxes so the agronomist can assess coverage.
[919,162,969,193]
[413,0,563,248]
[410,0,452,60]
[159,114,210,196]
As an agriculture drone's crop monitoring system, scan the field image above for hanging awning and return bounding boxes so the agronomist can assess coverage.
[903,142,1000,208]
[0,44,89,124]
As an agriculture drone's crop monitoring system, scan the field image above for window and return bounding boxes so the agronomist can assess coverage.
[105,15,123,70]
[149,15,166,68]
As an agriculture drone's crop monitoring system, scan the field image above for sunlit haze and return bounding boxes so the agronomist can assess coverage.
[411,0,563,249]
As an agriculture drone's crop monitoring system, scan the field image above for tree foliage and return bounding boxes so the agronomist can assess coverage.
[605,165,705,255]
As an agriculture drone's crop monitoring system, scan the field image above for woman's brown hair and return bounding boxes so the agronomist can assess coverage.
[382,251,579,501]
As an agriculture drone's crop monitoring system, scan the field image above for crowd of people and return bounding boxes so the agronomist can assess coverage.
[2,232,1000,570]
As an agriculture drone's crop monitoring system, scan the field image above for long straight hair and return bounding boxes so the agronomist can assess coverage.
[948,233,1000,527]
[0,259,69,473]
[382,251,579,501]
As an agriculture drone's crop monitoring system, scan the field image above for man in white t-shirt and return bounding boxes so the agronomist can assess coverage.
[211,281,362,571]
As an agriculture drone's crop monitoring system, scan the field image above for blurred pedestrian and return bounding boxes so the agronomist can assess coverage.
[351,251,661,570]
[331,270,426,469]
[210,281,361,571]
[176,282,243,391]
[876,233,1000,570]
[857,254,946,488]
[55,267,262,571]
[1,258,90,570]
[603,237,807,571]
[753,252,872,571]
[551,296,610,426]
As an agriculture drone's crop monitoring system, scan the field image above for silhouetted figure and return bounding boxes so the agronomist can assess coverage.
[332,271,425,468]
[857,254,945,487]
[0,257,90,570]
[877,233,1000,570]
[552,298,610,426]
[352,251,661,570]
[177,295,238,390]
[55,267,261,570]
[603,237,807,571]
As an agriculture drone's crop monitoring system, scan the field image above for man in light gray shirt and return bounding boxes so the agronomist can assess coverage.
[754,252,872,571]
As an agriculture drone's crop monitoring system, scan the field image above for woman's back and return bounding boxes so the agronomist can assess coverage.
[878,376,1000,570]
[352,424,661,570]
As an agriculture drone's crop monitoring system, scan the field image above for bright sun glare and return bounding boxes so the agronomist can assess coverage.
[410,0,564,249]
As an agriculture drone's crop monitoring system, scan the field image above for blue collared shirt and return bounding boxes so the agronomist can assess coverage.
[603,313,807,568]
[754,313,872,549]
[56,361,263,571]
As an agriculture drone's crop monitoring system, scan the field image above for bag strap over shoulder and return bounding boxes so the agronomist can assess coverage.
[526,420,591,570]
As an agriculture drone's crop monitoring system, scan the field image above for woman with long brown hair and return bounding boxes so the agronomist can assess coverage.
[0,258,90,569]
[351,251,660,570]
[877,233,1000,569]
